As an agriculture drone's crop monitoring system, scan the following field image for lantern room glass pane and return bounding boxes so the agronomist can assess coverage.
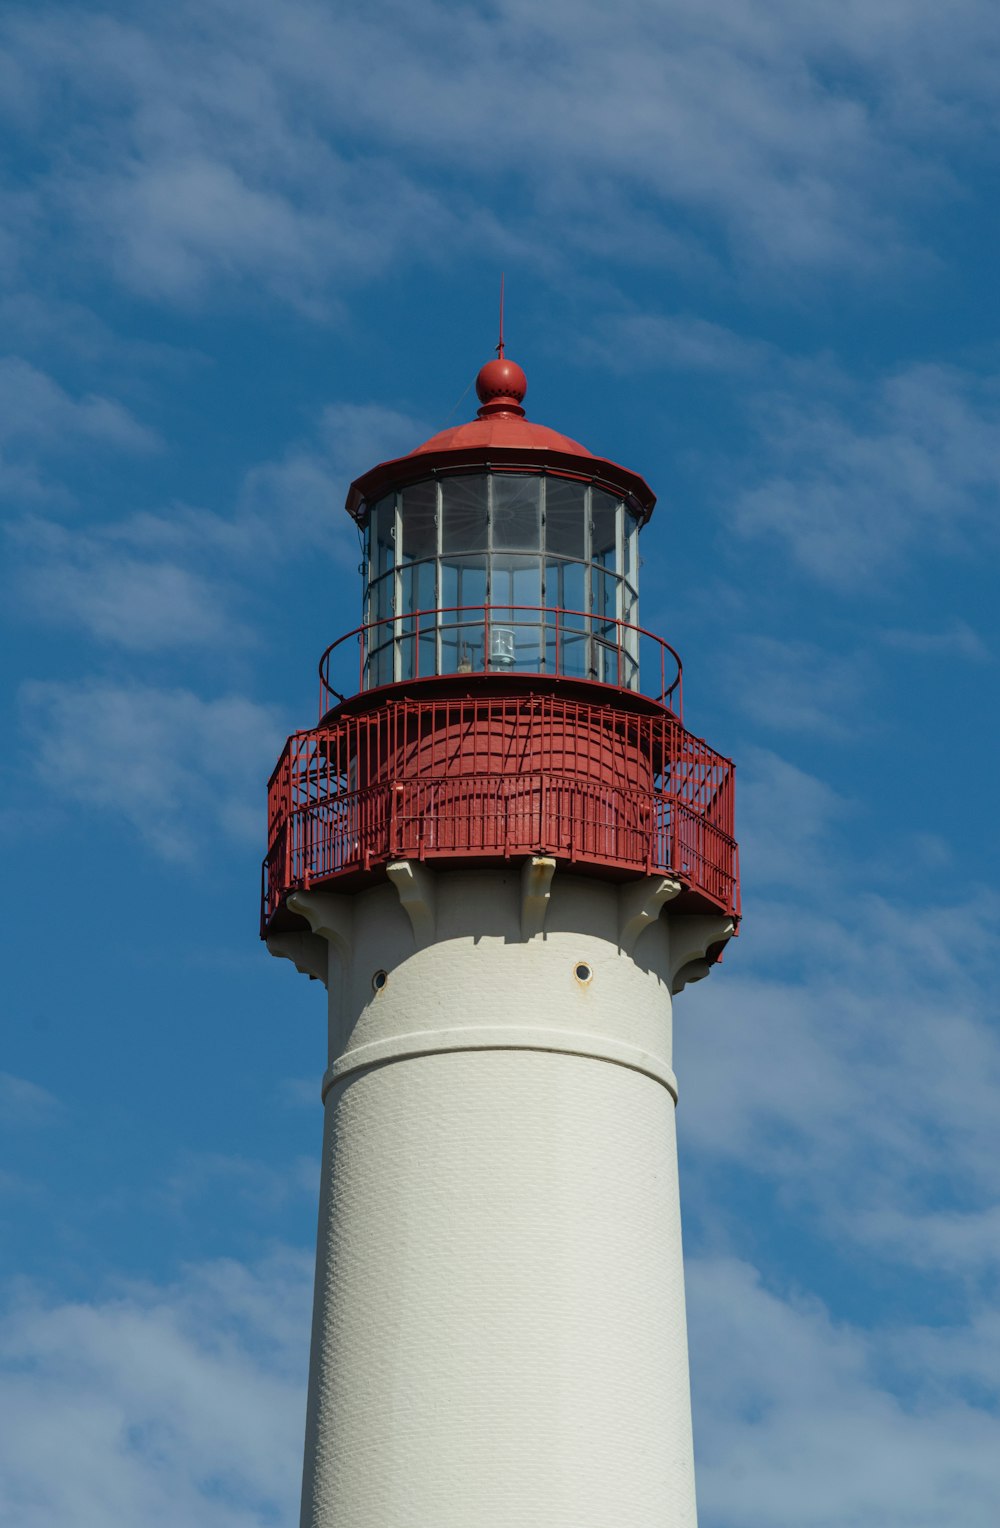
[440,616,485,674]
[492,475,541,550]
[400,560,436,620]
[369,643,393,688]
[369,572,394,626]
[594,639,621,686]
[441,476,488,554]
[399,481,437,562]
[591,490,618,567]
[546,558,585,614]
[544,478,586,559]
[559,629,590,679]
[370,496,395,579]
[591,566,618,622]
[491,557,540,609]
[440,555,487,613]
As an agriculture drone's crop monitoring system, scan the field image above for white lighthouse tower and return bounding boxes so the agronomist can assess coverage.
[263,344,739,1528]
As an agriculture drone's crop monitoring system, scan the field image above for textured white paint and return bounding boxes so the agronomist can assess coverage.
[277,867,731,1528]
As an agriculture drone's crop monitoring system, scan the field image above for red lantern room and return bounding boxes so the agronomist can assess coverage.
[262,350,740,950]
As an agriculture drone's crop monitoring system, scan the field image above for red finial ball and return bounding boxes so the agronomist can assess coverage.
[476,357,527,418]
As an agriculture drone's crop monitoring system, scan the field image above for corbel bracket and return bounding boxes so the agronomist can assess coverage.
[618,875,682,956]
[286,891,353,959]
[521,856,556,940]
[386,860,435,944]
[669,915,735,994]
[266,931,329,984]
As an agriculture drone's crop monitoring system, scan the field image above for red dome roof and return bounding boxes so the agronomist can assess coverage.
[407,412,594,459]
[345,355,656,523]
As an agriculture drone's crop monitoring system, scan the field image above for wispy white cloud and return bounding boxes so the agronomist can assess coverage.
[277,1078,319,1112]
[689,1256,1000,1528]
[684,891,1000,1197]
[18,680,285,861]
[14,525,245,652]
[236,402,425,560]
[0,4,461,312]
[0,1072,62,1129]
[103,402,424,567]
[317,403,426,486]
[0,356,160,505]
[164,1152,317,1217]
[856,1203,1000,1279]
[733,363,1000,584]
[3,0,998,316]
[6,397,428,864]
[8,400,425,653]
[0,357,159,456]
[0,1251,309,1527]
[736,745,852,890]
[0,1167,37,1198]
[2,1242,997,1528]
[678,740,1000,1291]
[588,311,770,375]
[881,618,991,661]
[0,290,200,374]
[890,1304,1000,1403]
[724,636,870,738]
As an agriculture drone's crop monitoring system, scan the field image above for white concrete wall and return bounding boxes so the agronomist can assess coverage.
[275,866,731,1528]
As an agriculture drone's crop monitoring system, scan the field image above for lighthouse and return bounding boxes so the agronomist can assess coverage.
[262,344,739,1528]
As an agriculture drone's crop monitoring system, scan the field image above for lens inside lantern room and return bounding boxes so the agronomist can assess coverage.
[363,473,641,689]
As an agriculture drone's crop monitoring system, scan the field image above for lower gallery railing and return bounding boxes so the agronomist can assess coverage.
[262,774,738,929]
[262,691,738,931]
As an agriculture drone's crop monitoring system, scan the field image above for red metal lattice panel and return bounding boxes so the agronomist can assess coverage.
[262,690,738,932]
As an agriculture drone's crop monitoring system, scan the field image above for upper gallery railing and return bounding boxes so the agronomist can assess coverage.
[317,605,684,718]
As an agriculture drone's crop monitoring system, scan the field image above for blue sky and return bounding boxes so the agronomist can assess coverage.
[1,1,999,1522]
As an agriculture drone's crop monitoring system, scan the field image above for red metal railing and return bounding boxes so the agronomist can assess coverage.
[262,690,737,931]
[318,605,684,720]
